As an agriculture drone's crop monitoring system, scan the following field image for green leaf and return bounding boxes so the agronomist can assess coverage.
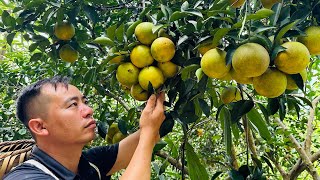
[279,97,286,121]
[83,5,99,24]
[247,8,274,20]
[153,140,167,152]
[231,123,240,141]
[30,52,43,62]
[274,21,298,45]
[185,9,203,18]
[181,1,189,11]
[295,96,312,108]
[118,119,127,135]
[247,108,272,141]
[42,7,56,25]
[116,23,125,42]
[186,142,209,180]
[290,74,304,90]
[56,7,65,22]
[267,98,279,115]
[211,172,223,179]
[2,10,16,27]
[126,20,141,38]
[29,43,38,52]
[230,100,254,123]
[198,99,210,117]
[257,103,269,124]
[181,64,199,81]
[93,37,115,46]
[270,45,286,62]
[159,113,175,137]
[169,11,188,22]
[84,68,96,83]
[6,32,16,45]
[152,24,166,34]
[107,24,117,41]
[160,4,169,19]
[212,28,231,47]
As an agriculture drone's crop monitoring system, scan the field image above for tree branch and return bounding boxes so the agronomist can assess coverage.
[231,143,239,170]
[304,96,320,155]
[267,152,289,179]
[275,118,320,179]
[155,150,189,175]
[105,89,131,111]
[290,151,320,179]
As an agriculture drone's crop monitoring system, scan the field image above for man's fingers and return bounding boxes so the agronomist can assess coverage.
[145,94,156,110]
[156,91,165,105]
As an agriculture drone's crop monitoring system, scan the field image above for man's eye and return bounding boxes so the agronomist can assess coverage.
[69,102,78,107]
[84,99,89,104]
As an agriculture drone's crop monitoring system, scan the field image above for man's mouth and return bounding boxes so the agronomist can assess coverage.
[85,120,96,128]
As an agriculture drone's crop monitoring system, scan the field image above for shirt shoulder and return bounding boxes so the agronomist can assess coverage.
[3,163,55,180]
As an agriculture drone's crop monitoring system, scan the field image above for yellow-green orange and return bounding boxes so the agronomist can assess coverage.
[230,0,245,8]
[274,42,310,74]
[116,62,140,87]
[151,37,176,62]
[253,68,287,98]
[109,54,125,64]
[134,22,157,45]
[217,71,233,81]
[198,42,216,56]
[297,26,320,55]
[120,84,131,94]
[131,84,149,101]
[220,86,241,104]
[157,61,178,78]
[54,21,75,40]
[286,69,307,90]
[229,68,253,84]
[261,0,281,9]
[112,132,126,144]
[59,44,79,63]
[107,123,120,139]
[139,66,164,90]
[130,45,154,68]
[200,48,230,78]
[232,43,270,77]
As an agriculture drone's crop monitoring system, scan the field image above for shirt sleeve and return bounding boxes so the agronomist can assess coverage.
[83,143,119,177]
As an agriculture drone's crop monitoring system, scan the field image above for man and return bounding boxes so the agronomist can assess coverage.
[4,76,166,180]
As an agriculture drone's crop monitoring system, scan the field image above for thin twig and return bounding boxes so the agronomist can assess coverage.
[304,96,320,155]
[155,150,189,175]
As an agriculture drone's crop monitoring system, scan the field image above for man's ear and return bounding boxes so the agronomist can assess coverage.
[28,118,49,136]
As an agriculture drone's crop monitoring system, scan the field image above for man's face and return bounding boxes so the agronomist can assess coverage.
[40,83,96,145]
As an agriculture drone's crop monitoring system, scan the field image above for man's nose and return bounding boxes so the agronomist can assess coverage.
[81,104,93,118]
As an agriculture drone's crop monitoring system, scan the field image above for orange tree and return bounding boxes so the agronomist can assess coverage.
[1,0,320,179]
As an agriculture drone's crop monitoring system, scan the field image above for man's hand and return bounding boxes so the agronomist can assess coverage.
[117,92,166,180]
[139,92,166,145]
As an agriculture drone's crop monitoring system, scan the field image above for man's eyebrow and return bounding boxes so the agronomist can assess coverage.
[64,95,87,105]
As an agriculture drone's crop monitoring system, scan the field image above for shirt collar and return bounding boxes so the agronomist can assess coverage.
[30,146,89,179]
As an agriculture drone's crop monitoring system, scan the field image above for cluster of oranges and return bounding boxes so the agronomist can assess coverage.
[114,22,179,101]
[54,21,79,63]
[201,25,320,103]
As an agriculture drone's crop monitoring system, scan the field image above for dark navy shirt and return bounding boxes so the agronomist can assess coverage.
[3,144,119,180]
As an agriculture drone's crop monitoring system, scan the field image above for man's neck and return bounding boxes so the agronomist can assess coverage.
[37,142,83,174]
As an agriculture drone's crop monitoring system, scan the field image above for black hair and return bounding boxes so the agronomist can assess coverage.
[16,76,70,128]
